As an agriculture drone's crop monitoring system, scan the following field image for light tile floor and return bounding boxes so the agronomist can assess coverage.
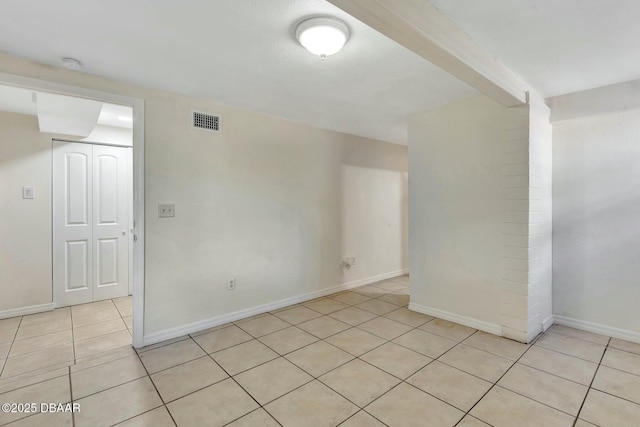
[0,278,639,426]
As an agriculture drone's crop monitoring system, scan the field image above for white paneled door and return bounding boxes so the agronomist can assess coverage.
[53,141,131,307]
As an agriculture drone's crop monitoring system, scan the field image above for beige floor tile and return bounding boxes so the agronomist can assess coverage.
[0,317,21,332]
[135,336,189,353]
[0,328,17,345]
[354,299,399,315]
[2,343,74,378]
[75,377,162,427]
[71,300,116,317]
[438,344,513,382]
[407,361,491,411]
[374,281,407,292]
[6,411,73,426]
[122,316,133,330]
[212,339,279,375]
[351,285,389,298]
[419,319,476,342]
[383,308,433,327]
[519,345,598,385]
[192,325,252,353]
[376,293,409,306]
[272,306,322,324]
[393,287,410,296]
[328,307,378,326]
[73,318,127,341]
[113,296,133,317]
[74,329,132,359]
[393,329,457,358]
[0,342,11,359]
[264,380,358,427]
[463,331,529,361]
[320,359,399,407]
[471,386,574,427]
[303,299,349,315]
[357,317,413,341]
[340,411,386,427]
[15,317,72,340]
[236,313,291,337]
[592,365,640,404]
[285,340,354,377]
[580,389,640,427]
[20,309,70,328]
[361,342,431,379]
[168,378,257,426]
[235,357,312,405]
[389,275,410,286]
[72,346,136,373]
[9,329,73,357]
[138,338,205,374]
[116,406,175,426]
[151,355,228,402]
[0,376,70,424]
[535,332,605,363]
[574,420,597,427]
[602,347,640,376]
[610,338,640,355]
[367,382,463,427]
[227,408,280,426]
[325,328,386,356]
[297,316,351,339]
[498,363,588,415]
[71,354,147,399]
[457,416,491,427]
[72,306,121,328]
[329,292,372,306]
[548,325,610,345]
[0,367,68,395]
[259,326,318,355]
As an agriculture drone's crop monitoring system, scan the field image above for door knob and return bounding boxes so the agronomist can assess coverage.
[122,230,126,236]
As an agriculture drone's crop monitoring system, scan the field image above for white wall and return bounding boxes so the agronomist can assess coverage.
[143,94,408,335]
[408,95,530,333]
[553,108,640,337]
[0,112,53,312]
[0,54,408,340]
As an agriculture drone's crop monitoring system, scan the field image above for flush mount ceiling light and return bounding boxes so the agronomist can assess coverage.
[61,57,82,70]
[296,17,349,60]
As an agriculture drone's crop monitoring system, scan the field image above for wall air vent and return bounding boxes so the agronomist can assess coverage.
[192,111,221,133]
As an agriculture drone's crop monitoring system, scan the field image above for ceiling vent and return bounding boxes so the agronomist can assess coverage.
[192,110,221,133]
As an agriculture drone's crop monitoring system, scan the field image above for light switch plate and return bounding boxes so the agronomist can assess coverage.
[22,186,34,199]
[158,204,175,218]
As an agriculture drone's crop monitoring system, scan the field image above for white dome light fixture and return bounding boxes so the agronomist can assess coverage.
[296,17,349,60]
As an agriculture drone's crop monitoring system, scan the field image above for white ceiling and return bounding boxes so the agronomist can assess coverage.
[0,0,477,144]
[427,0,640,97]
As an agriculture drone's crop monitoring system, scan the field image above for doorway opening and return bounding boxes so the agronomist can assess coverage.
[0,75,144,382]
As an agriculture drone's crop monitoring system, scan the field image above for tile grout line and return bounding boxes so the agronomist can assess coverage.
[452,331,544,426]
[132,347,179,427]
[572,336,611,427]
[0,316,23,378]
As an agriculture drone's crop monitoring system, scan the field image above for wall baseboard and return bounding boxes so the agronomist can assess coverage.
[143,269,409,347]
[542,315,554,332]
[0,303,54,320]
[553,315,640,344]
[408,302,503,336]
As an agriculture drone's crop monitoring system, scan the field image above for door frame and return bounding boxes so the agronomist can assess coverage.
[0,72,146,348]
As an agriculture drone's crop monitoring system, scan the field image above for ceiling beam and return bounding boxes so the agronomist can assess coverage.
[328,0,529,106]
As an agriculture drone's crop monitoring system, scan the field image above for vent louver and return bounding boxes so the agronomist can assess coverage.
[192,111,221,133]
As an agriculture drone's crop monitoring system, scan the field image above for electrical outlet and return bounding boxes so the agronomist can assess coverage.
[158,204,175,218]
[227,278,236,291]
